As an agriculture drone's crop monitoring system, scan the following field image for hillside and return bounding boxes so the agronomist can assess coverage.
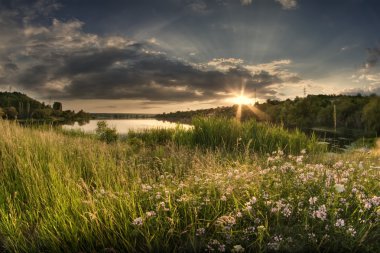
[0,91,90,121]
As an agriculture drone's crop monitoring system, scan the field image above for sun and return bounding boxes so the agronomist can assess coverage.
[231,95,253,105]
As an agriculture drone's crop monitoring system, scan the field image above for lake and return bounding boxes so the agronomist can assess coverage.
[63,119,192,134]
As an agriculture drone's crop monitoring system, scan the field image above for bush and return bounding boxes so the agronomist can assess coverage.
[96,121,118,143]
[4,106,18,119]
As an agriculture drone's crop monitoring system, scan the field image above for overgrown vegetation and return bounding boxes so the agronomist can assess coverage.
[0,120,379,252]
[128,117,324,154]
[96,121,118,143]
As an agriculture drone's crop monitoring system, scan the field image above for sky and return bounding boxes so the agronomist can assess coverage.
[0,0,380,113]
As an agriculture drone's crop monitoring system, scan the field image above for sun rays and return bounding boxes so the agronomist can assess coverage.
[231,88,269,122]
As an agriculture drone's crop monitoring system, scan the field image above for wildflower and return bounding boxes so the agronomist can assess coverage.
[268,235,283,251]
[371,196,380,206]
[312,205,327,221]
[335,218,345,228]
[206,239,225,252]
[334,184,345,193]
[334,161,344,169]
[281,204,292,217]
[141,184,152,192]
[347,226,356,237]
[146,211,156,218]
[296,156,303,163]
[309,197,318,205]
[250,196,257,204]
[216,215,236,229]
[220,195,227,201]
[231,245,245,253]
[132,217,143,226]
[236,211,243,218]
[364,200,372,209]
[301,149,307,154]
[196,227,205,236]
[308,233,316,242]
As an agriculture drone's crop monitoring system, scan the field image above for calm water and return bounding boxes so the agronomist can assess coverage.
[63,119,191,134]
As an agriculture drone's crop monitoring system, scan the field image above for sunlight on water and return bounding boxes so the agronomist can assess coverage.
[63,119,191,134]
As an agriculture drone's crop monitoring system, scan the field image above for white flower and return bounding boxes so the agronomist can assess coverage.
[132,217,143,226]
[309,197,318,205]
[334,184,345,193]
[231,245,245,252]
[335,218,345,228]
[371,196,380,206]
[196,227,205,236]
[334,161,344,169]
[220,195,227,201]
[347,226,356,237]
[312,205,327,221]
[146,211,156,218]
[250,196,257,204]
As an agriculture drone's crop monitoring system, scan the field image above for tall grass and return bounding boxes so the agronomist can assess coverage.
[0,120,378,252]
[129,117,324,154]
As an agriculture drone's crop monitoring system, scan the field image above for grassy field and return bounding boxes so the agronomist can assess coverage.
[0,119,379,252]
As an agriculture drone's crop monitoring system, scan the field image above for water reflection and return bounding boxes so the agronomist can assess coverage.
[63,119,191,134]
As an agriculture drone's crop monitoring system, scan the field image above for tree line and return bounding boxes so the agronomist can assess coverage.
[0,91,91,122]
[156,94,380,134]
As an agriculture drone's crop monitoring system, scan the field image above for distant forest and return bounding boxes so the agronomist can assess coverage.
[156,94,380,134]
[0,92,90,121]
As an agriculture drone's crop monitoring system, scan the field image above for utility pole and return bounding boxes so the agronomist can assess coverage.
[333,103,337,133]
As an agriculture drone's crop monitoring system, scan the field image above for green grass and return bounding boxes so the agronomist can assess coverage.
[0,120,379,252]
[128,117,325,155]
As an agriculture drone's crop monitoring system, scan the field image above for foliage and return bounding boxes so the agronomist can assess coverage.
[31,108,53,119]
[4,106,18,119]
[0,121,379,252]
[362,97,380,133]
[52,101,62,111]
[0,91,90,122]
[96,121,118,143]
[0,107,4,118]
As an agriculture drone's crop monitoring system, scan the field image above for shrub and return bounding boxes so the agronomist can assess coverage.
[96,121,118,143]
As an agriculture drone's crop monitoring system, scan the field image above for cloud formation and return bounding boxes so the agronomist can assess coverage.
[275,0,298,10]
[240,0,252,6]
[364,45,380,69]
[0,0,304,103]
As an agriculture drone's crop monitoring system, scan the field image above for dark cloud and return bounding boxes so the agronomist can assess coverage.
[365,45,380,69]
[0,0,304,102]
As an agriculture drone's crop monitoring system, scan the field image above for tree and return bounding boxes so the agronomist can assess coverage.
[31,108,52,119]
[96,121,118,143]
[362,97,380,134]
[4,107,18,119]
[75,110,90,120]
[53,102,62,111]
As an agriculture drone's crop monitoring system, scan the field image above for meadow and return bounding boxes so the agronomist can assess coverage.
[0,119,379,252]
